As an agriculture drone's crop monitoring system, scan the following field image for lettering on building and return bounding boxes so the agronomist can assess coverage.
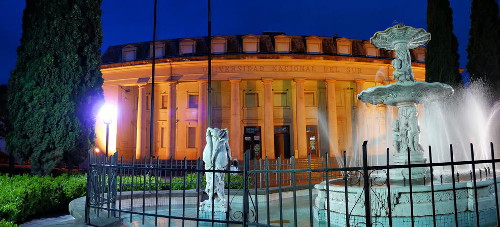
[202,65,362,74]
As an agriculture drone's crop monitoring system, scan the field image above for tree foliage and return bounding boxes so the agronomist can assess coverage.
[425,0,461,86]
[0,85,8,139]
[8,0,103,175]
[467,0,500,99]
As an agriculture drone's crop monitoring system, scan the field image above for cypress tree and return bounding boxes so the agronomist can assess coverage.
[467,0,500,99]
[0,85,8,139]
[8,0,103,175]
[425,0,461,86]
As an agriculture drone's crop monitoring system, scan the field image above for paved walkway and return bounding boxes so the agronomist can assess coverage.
[21,215,79,227]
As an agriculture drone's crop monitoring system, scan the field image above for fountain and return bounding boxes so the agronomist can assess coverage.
[314,25,500,226]
[357,24,453,181]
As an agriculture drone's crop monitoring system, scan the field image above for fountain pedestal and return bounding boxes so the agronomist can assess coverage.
[199,200,228,225]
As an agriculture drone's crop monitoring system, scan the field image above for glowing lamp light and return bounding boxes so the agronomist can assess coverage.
[99,103,116,125]
[98,103,117,157]
[95,148,100,153]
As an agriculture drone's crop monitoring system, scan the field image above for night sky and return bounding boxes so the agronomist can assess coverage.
[0,0,471,85]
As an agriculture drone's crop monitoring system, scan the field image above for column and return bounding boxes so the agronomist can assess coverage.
[294,78,307,158]
[326,79,340,158]
[345,83,354,153]
[354,80,365,152]
[135,85,145,159]
[230,79,242,160]
[196,80,208,158]
[262,78,275,159]
[166,81,177,159]
[355,80,365,109]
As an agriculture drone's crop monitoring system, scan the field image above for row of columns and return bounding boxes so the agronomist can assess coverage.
[133,79,363,160]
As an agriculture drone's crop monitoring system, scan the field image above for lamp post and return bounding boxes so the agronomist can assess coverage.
[99,103,116,158]
[103,117,112,157]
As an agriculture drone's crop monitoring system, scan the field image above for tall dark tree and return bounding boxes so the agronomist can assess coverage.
[467,0,500,99]
[8,0,103,175]
[0,85,8,139]
[425,0,461,86]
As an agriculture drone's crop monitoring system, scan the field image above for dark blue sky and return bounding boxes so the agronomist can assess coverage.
[0,0,471,85]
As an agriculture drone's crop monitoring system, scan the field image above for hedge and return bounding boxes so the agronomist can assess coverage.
[0,172,246,223]
[170,173,246,190]
[0,219,20,227]
[0,174,86,223]
[119,173,246,191]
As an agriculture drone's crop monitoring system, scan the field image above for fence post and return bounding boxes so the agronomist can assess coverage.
[85,149,92,224]
[362,141,371,227]
[243,150,250,226]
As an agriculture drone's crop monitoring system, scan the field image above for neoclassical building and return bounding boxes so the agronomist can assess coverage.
[96,32,426,161]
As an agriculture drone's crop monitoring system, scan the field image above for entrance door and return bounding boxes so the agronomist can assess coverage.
[244,126,261,159]
[306,125,319,156]
[274,126,291,159]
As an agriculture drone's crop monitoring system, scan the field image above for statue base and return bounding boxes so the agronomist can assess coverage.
[391,152,428,183]
[199,200,229,226]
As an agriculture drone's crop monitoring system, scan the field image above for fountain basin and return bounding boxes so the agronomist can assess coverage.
[357,81,454,106]
[314,178,499,226]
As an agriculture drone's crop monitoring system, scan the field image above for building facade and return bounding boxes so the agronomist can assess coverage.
[97,33,426,161]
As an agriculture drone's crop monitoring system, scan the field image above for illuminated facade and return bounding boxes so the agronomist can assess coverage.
[96,33,426,160]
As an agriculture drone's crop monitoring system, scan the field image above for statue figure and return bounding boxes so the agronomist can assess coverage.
[392,120,401,153]
[407,111,422,153]
[200,127,232,211]
[391,59,405,81]
[393,43,415,82]
[398,107,411,154]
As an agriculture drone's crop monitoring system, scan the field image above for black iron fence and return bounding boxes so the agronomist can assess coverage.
[85,141,499,227]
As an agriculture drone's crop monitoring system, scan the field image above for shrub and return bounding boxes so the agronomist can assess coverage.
[169,173,246,190]
[118,175,169,191]
[0,174,86,223]
[0,219,20,227]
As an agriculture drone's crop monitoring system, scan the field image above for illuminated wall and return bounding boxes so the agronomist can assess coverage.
[99,34,427,160]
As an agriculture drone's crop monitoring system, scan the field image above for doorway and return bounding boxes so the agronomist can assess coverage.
[306,125,319,157]
[244,126,261,159]
[274,126,291,159]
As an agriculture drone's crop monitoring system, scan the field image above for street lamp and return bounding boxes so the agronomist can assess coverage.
[99,104,115,157]
[103,117,111,157]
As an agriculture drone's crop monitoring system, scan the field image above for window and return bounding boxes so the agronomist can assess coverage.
[243,35,259,53]
[160,127,166,148]
[188,94,199,108]
[336,38,352,55]
[364,41,379,57]
[124,50,136,61]
[122,45,137,62]
[305,92,315,107]
[273,92,288,107]
[211,37,227,54]
[161,95,168,109]
[154,46,164,58]
[180,39,195,55]
[149,42,165,59]
[306,36,322,53]
[245,93,259,107]
[275,35,291,53]
[146,95,150,110]
[187,127,196,148]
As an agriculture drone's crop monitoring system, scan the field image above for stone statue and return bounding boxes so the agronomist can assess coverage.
[393,42,415,82]
[200,127,232,212]
[392,120,401,153]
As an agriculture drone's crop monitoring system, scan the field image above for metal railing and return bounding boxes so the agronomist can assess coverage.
[85,141,499,227]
